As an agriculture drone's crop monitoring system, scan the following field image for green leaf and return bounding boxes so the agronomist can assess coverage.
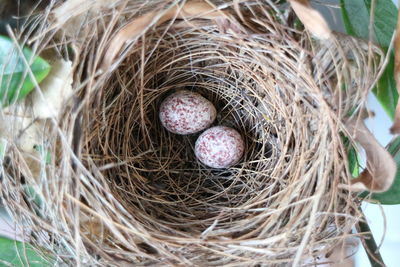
[23,185,45,211]
[342,135,360,177]
[348,144,360,177]
[0,35,50,107]
[340,0,397,48]
[0,138,6,160]
[373,53,397,119]
[0,237,54,267]
[363,137,400,204]
[33,145,51,165]
[341,0,400,204]
[340,0,398,118]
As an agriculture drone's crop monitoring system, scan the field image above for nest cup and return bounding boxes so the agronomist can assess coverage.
[0,0,385,266]
[92,31,283,230]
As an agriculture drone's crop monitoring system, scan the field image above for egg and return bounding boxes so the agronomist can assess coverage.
[195,126,244,169]
[159,90,216,135]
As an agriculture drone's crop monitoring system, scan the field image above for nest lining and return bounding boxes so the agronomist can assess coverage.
[0,1,385,266]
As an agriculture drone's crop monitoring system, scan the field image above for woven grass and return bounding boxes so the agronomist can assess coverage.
[0,0,385,266]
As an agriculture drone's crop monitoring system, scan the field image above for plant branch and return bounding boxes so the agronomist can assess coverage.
[356,207,385,267]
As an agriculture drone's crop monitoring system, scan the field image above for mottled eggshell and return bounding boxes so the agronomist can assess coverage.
[159,90,216,135]
[195,126,244,169]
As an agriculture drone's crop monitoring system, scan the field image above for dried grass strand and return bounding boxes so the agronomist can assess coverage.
[0,0,386,266]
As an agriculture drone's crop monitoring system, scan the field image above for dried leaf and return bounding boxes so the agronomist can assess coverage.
[346,118,396,192]
[303,238,357,266]
[390,7,400,134]
[30,58,73,119]
[215,18,243,34]
[366,135,400,204]
[80,213,107,241]
[52,0,116,28]
[0,116,38,153]
[326,240,356,267]
[101,2,226,70]
[0,115,47,177]
[288,0,332,40]
[47,0,118,39]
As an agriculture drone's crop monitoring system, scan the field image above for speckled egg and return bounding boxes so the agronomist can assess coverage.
[159,90,216,135]
[195,126,244,169]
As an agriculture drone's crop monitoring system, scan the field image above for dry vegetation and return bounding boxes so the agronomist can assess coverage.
[0,0,385,266]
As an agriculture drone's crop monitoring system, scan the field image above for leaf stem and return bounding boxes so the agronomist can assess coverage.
[357,208,385,267]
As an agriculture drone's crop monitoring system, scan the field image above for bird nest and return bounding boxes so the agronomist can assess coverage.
[0,0,386,266]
